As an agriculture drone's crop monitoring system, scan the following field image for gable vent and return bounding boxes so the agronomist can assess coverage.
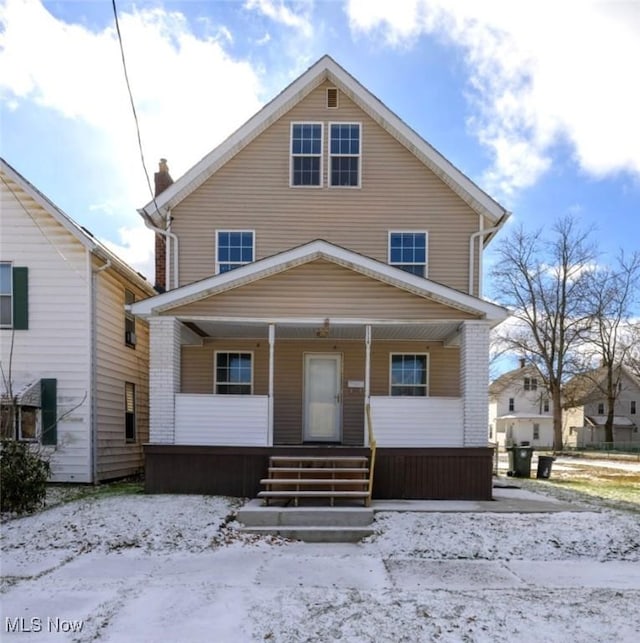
[326,87,338,109]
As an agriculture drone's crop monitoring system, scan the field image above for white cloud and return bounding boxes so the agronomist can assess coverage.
[0,0,265,282]
[346,0,640,198]
[102,224,155,283]
[244,0,314,38]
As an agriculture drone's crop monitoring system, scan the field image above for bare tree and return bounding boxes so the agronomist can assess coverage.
[490,216,597,450]
[579,252,640,443]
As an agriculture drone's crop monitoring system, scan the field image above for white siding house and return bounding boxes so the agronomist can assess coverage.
[489,362,554,448]
[0,158,155,482]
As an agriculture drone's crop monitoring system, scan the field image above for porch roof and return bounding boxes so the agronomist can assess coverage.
[131,240,508,326]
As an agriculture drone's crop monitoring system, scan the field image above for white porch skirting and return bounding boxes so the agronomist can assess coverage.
[370,397,464,447]
[175,394,269,446]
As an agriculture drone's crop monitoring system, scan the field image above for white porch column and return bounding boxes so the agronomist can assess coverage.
[149,316,182,444]
[459,320,492,447]
[268,323,275,446]
[364,324,372,447]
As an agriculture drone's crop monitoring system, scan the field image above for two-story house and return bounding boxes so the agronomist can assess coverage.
[489,360,554,448]
[563,366,640,447]
[131,56,510,500]
[0,158,154,483]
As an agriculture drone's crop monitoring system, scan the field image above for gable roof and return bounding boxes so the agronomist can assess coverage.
[563,365,640,407]
[139,55,509,235]
[131,239,508,324]
[489,364,542,396]
[1,158,155,295]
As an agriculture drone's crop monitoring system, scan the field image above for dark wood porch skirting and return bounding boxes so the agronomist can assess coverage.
[143,445,494,500]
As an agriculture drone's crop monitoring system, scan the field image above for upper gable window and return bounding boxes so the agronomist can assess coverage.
[0,262,28,330]
[524,377,538,391]
[291,123,323,187]
[329,123,360,187]
[216,231,255,274]
[388,232,428,277]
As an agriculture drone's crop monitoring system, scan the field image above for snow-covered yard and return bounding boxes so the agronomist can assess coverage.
[1,478,640,642]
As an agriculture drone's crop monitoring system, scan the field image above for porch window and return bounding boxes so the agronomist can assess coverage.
[291,123,322,186]
[329,123,360,187]
[216,231,254,274]
[390,354,428,396]
[125,382,136,443]
[388,232,427,277]
[215,352,253,395]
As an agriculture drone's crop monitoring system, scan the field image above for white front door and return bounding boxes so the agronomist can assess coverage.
[304,354,341,442]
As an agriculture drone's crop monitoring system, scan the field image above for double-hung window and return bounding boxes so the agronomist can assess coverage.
[125,382,136,443]
[524,377,538,391]
[216,231,254,274]
[124,289,136,347]
[0,262,12,328]
[215,352,253,395]
[329,123,360,187]
[291,123,323,186]
[1,262,28,329]
[390,354,428,397]
[389,232,427,277]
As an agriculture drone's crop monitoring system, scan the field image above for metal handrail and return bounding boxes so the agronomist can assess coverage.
[365,402,377,507]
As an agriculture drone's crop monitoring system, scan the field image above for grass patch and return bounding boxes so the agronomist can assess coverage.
[548,479,639,506]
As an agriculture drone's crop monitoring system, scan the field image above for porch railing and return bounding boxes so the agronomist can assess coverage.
[365,402,377,507]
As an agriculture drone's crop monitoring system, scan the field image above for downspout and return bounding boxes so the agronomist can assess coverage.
[468,222,504,297]
[139,209,179,290]
[91,257,111,484]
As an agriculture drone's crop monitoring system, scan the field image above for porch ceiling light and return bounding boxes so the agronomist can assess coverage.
[315,318,330,338]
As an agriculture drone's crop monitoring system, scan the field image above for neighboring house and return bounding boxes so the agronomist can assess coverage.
[489,361,554,448]
[0,159,155,483]
[131,56,510,500]
[563,366,640,447]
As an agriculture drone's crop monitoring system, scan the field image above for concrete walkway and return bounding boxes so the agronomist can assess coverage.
[372,485,589,513]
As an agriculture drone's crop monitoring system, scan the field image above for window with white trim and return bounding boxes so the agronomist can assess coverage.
[508,398,515,412]
[216,231,254,274]
[524,377,538,391]
[543,399,550,413]
[631,400,636,415]
[0,262,12,328]
[215,352,253,395]
[291,123,323,186]
[124,289,136,348]
[125,382,136,443]
[597,402,605,415]
[533,423,540,440]
[389,232,427,277]
[329,123,361,187]
[0,405,38,441]
[390,354,428,396]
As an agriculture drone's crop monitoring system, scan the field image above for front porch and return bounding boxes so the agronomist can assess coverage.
[144,444,494,500]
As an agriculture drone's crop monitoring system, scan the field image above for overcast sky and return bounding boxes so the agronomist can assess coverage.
[1,0,638,283]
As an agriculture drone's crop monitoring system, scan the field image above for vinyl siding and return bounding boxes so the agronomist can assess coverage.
[169,260,479,321]
[181,339,459,445]
[94,263,151,480]
[173,81,482,293]
[0,172,92,482]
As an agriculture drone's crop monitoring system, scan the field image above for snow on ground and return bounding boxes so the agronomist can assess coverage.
[1,485,640,642]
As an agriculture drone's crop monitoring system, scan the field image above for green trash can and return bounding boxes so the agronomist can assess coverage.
[506,446,533,478]
[536,455,556,479]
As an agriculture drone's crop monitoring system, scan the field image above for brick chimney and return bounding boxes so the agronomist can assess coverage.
[153,158,173,292]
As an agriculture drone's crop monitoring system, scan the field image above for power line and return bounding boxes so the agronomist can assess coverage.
[111,0,161,213]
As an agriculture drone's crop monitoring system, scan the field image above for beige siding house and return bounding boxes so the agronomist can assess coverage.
[132,56,510,499]
[0,158,154,483]
[563,367,640,447]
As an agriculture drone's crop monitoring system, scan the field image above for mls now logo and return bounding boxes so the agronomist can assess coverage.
[6,617,84,633]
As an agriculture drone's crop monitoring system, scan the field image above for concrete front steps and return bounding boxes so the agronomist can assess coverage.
[237,499,375,543]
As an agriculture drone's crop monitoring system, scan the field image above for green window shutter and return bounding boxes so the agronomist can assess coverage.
[41,378,57,445]
[13,267,28,330]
